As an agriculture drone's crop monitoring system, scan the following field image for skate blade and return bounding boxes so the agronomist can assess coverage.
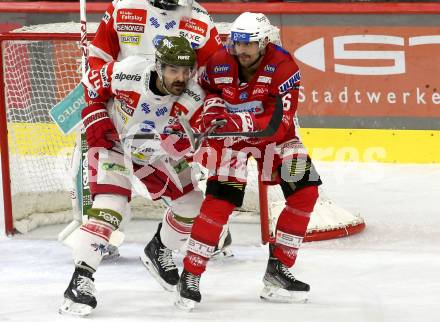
[59,298,93,317]
[174,294,196,312]
[139,253,175,292]
[260,285,309,304]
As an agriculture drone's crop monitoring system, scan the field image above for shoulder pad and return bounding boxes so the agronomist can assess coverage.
[113,57,149,82]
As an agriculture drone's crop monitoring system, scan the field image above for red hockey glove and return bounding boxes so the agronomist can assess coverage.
[200,96,228,132]
[82,103,118,149]
[201,96,258,134]
[214,111,258,134]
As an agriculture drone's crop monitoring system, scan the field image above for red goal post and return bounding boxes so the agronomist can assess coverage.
[0,31,94,235]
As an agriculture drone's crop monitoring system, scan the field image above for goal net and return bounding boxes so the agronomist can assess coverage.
[0,22,365,242]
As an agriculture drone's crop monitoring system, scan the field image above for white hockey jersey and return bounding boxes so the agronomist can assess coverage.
[83,55,205,165]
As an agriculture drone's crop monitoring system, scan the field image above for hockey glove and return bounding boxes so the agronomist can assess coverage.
[82,103,118,149]
[215,111,258,134]
[200,96,228,133]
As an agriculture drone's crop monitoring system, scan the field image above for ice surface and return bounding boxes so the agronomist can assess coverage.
[1,162,440,322]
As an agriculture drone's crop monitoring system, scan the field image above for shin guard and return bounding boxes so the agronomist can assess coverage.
[183,195,235,275]
[73,208,122,270]
[160,190,203,250]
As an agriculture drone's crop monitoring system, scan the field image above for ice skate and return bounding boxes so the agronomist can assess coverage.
[175,269,201,312]
[59,264,97,316]
[260,257,310,303]
[140,223,179,292]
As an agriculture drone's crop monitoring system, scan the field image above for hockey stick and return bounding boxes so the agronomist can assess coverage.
[177,114,226,152]
[79,0,88,75]
[188,94,283,151]
[57,0,89,247]
[58,0,125,249]
[208,95,283,139]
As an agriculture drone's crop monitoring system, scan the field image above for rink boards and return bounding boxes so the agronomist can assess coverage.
[6,122,440,164]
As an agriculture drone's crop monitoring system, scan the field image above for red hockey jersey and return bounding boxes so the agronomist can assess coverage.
[200,43,301,144]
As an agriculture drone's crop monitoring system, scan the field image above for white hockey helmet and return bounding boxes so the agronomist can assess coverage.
[229,12,273,50]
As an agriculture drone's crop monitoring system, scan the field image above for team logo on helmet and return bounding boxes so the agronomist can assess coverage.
[231,32,250,42]
[153,35,166,48]
[162,38,174,49]
[155,36,196,67]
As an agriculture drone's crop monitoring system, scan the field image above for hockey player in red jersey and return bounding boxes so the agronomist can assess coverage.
[175,12,322,311]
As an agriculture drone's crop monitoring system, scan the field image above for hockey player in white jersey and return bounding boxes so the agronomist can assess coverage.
[60,36,206,316]
[88,0,222,74]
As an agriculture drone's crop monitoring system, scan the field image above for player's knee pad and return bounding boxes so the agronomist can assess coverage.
[273,186,319,267]
[278,186,319,235]
[82,195,126,256]
[170,189,203,219]
[285,185,319,214]
[205,179,246,207]
[279,155,322,199]
[183,195,235,275]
